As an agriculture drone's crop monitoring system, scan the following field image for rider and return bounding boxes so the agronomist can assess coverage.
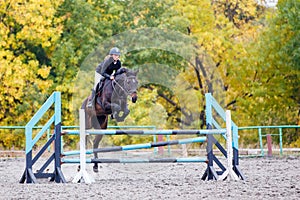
[87,47,122,108]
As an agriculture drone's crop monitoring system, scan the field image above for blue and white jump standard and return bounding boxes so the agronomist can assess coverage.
[19,92,66,183]
[204,93,245,180]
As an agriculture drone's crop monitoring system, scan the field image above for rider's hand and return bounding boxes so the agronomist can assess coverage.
[110,75,115,80]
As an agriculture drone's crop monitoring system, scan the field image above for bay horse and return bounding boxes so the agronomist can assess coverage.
[81,68,138,172]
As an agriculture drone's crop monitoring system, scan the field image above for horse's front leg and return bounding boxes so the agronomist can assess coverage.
[111,103,121,113]
[121,99,130,115]
[103,99,113,114]
[114,100,130,122]
[93,134,103,173]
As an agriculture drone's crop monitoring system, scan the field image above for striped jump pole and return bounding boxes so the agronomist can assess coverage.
[62,157,207,164]
[62,137,206,156]
[63,129,227,135]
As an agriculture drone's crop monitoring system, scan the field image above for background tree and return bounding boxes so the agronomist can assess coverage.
[0,0,63,148]
[227,0,299,146]
[0,0,299,149]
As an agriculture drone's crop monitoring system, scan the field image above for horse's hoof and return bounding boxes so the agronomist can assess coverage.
[115,117,125,122]
[124,109,130,116]
[93,166,99,173]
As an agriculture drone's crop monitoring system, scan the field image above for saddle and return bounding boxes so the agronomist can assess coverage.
[96,80,105,97]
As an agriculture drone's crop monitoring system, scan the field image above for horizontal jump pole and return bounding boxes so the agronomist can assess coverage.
[62,129,226,135]
[62,157,208,164]
[62,136,207,156]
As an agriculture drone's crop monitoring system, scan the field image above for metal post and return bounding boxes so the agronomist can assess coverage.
[153,135,158,155]
[279,128,283,156]
[167,135,171,156]
[266,134,272,157]
[258,128,264,156]
[158,135,164,155]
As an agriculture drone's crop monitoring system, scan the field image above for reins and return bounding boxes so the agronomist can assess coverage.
[112,75,135,97]
[112,79,126,98]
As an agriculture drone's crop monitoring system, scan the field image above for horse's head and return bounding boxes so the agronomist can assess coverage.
[115,68,139,103]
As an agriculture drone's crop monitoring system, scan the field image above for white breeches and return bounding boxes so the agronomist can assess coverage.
[94,72,103,90]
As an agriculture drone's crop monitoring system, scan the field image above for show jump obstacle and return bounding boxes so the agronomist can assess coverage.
[20,92,245,184]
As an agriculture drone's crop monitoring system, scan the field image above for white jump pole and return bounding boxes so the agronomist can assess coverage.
[72,109,93,184]
[218,110,239,181]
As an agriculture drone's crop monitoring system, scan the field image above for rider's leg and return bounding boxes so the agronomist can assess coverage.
[98,79,104,92]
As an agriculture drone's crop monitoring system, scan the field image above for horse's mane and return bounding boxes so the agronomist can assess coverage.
[115,68,137,81]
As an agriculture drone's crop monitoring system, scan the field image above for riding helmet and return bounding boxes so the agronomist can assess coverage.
[109,47,121,56]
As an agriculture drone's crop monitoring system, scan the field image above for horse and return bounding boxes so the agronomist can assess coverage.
[81,68,138,172]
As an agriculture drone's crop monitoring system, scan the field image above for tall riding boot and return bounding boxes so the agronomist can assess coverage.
[98,80,104,92]
[87,89,96,108]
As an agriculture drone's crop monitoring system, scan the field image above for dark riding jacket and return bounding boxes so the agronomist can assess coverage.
[96,56,122,79]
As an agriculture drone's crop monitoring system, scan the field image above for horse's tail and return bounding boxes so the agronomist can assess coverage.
[81,97,94,130]
[81,98,88,109]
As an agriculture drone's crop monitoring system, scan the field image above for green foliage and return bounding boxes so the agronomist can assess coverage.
[277,0,300,70]
[0,0,63,148]
[51,0,119,124]
[0,129,24,149]
[230,0,299,125]
[0,0,299,149]
[226,0,300,147]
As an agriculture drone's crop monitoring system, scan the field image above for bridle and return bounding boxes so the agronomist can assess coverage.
[112,75,137,98]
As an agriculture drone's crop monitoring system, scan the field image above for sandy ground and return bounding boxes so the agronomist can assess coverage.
[0,156,300,200]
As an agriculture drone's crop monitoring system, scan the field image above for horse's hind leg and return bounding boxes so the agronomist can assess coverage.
[92,115,106,173]
[93,134,103,173]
